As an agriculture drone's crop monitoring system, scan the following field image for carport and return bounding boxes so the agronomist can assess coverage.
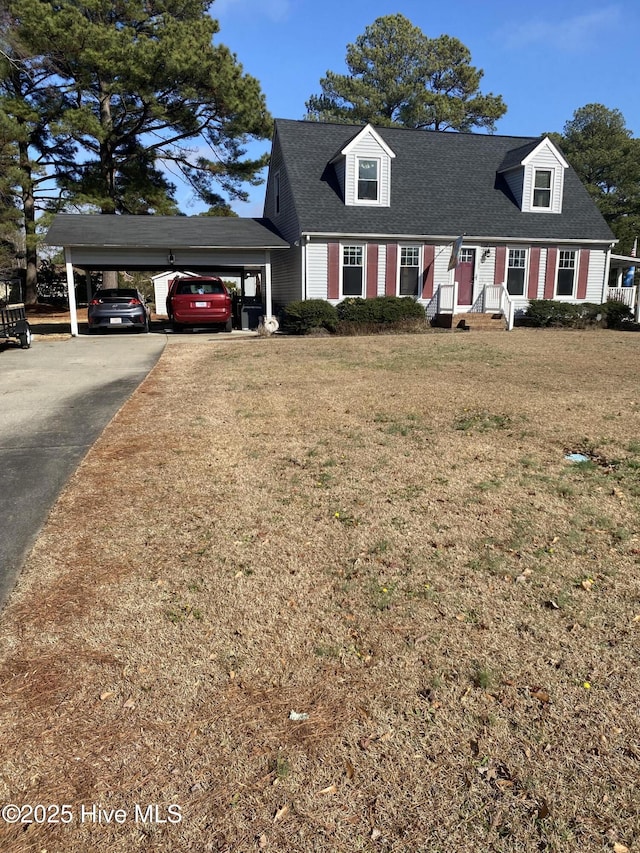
[44,214,290,335]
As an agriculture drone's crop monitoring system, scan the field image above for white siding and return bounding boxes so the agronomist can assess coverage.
[377,244,387,296]
[433,243,452,287]
[477,247,494,290]
[503,170,524,208]
[334,160,346,201]
[307,242,329,300]
[344,134,392,207]
[585,249,607,302]
[263,132,301,243]
[271,246,302,313]
[523,147,565,214]
[537,249,548,299]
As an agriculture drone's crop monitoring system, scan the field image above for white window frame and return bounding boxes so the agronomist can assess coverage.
[506,247,528,297]
[340,244,365,298]
[532,169,553,210]
[355,157,380,204]
[398,245,422,297]
[555,249,578,297]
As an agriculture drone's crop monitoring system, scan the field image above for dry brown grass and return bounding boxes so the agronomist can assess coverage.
[0,329,639,853]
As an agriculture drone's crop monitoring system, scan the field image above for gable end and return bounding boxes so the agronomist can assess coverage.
[499,137,568,215]
[331,124,395,208]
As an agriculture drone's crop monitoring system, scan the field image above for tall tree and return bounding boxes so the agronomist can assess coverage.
[306,14,506,132]
[0,37,76,304]
[10,0,272,212]
[2,0,272,294]
[0,129,22,281]
[550,104,640,252]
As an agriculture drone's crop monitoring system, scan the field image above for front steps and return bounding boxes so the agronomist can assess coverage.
[436,312,507,331]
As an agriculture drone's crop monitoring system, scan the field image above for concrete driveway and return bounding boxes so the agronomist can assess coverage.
[0,333,166,608]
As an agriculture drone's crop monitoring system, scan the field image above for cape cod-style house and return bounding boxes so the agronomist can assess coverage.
[45,117,636,336]
[262,119,632,329]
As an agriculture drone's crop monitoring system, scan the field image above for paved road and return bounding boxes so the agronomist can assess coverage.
[0,333,166,609]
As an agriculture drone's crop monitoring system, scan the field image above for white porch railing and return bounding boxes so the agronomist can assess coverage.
[433,282,514,330]
[497,284,515,331]
[437,282,458,314]
[607,287,636,309]
[483,284,503,312]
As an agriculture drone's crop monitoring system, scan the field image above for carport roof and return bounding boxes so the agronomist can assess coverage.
[44,214,290,250]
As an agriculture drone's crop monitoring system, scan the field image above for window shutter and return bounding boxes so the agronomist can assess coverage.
[528,247,541,299]
[327,243,340,300]
[577,249,590,299]
[422,245,435,298]
[366,244,378,298]
[494,246,506,285]
[385,244,398,296]
[544,248,557,298]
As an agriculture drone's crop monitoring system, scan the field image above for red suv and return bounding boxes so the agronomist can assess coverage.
[166,276,233,332]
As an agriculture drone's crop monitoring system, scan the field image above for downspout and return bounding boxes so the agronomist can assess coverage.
[264,251,273,320]
[303,234,310,300]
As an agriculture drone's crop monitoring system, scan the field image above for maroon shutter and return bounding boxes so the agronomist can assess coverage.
[494,246,506,285]
[544,248,557,298]
[385,244,398,296]
[422,245,435,298]
[528,247,541,299]
[366,244,378,298]
[327,243,340,300]
[577,249,590,299]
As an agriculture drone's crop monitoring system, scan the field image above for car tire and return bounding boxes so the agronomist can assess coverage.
[172,321,182,333]
[224,317,233,333]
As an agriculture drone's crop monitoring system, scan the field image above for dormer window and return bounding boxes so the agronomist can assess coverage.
[498,137,568,214]
[533,169,552,209]
[330,124,395,207]
[358,159,379,201]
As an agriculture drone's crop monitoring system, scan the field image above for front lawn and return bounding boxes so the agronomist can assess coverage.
[0,330,638,852]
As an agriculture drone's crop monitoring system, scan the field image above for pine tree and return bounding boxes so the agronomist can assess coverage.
[551,104,640,252]
[0,35,76,303]
[2,0,272,298]
[9,0,272,213]
[306,14,506,132]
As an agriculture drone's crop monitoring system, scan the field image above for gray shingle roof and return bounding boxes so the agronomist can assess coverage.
[45,215,289,249]
[497,140,541,172]
[274,119,614,242]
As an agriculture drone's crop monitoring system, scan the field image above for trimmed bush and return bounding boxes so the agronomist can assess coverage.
[523,299,634,329]
[281,299,337,334]
[523,300,601,328]
[337,296,426,325]
[600,299,633,327]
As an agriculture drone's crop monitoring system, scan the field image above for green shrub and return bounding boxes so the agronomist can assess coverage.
[600,299,633,327]
[337,296,426,325]
[523,300,602,328]
[523,299,634,329]
[281,299,338,334]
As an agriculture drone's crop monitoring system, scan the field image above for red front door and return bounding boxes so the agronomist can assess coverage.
[456,248,475,306]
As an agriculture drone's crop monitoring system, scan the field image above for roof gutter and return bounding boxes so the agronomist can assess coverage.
[301,232,613,246]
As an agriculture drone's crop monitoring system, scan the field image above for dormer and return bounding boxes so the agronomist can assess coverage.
[498,137,569,214]
[330,124,396,207]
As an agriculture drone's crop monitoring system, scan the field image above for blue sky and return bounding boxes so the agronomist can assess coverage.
[188,0,640,215]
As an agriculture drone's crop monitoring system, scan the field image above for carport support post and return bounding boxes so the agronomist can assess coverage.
[65,248,79,337]
[264,251,273,320]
